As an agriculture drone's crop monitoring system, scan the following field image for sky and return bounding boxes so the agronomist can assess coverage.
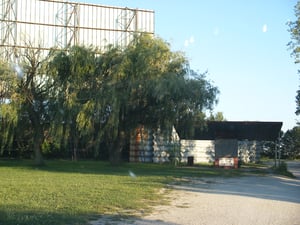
[83,0,298,131]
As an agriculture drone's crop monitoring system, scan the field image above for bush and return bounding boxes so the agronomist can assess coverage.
[41,140,63,159]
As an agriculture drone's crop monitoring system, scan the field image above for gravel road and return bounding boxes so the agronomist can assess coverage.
[90,162,300,225]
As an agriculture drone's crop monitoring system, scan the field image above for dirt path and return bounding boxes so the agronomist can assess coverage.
[90,164,300,225]
[133,175,300,225]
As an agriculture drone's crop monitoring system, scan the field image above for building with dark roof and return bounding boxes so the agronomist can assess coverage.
[180,121,282,165]
[191,121,282,141]
[129,121,282,165]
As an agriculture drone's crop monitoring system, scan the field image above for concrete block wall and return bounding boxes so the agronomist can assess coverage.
[129,126,153,162]
[130,126,180,163]
[180,140,215,163]
[130,126,262,164]
[181,139,262,164]
[153,126,180,163]
[238,140,262,163]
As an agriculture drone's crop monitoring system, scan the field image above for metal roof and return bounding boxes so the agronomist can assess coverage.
[188,121,283,141]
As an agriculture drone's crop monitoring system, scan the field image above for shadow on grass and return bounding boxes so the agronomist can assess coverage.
[0,205,87,225]
[0,204,181,225]
[0,159,253,179]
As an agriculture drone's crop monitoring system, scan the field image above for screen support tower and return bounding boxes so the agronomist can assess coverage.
[0,0,18,62]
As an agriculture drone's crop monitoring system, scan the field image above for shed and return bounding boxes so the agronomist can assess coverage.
[179,121,282,164]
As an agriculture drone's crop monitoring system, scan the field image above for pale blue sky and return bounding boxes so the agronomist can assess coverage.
[85,0,298,131]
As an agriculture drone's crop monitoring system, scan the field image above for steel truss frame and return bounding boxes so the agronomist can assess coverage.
[0,0,154,62]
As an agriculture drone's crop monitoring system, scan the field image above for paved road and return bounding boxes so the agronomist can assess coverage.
[287,161,300,178]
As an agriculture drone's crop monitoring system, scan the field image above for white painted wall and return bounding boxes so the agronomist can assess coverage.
[180,140,215,163]
[238,140,262,163]
[180,139,262,164]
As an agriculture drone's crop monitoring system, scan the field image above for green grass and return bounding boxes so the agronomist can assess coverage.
[0,159,264,225]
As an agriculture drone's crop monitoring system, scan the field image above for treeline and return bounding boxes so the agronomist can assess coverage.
[0,34,219,165]
[262,126,300,160]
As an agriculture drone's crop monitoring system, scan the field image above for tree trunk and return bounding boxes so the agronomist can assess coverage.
[72,138,78,161]
[71,122,78,161]
[33,125,44,166]
[109,130,126,165]
[34,140,44,166]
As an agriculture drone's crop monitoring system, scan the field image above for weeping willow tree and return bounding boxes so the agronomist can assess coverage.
[0,60,18,155]
[47,46,99,160]
[100,34,219,164]
[47,34,219,164]
[0,46,53,165]
[16,48,55,165]
[1,34,219,164]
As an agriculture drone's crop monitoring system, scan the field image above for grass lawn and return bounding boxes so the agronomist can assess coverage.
[0,159,262,225]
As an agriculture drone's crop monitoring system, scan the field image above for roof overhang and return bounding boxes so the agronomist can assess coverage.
[191,121,283,141]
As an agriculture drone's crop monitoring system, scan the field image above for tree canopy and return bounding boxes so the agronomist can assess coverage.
[288,1,300,116]
[0,34,219,164]
[282,126,300,159]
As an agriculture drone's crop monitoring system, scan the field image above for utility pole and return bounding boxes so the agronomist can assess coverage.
[278,132,281,166]
[274,131,282,168]
[275,139,277,168]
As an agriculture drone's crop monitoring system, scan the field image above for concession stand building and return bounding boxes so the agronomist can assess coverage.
[130,121,282,166]
[180,121,283,167]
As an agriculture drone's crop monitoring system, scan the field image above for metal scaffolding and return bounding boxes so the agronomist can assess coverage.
[54,1,80,49]
[0,0,17,61]
[0,0,154,61]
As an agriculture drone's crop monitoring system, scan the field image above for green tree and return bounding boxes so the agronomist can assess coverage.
[288,1,300,116]
[47,46,99,160]
[35,34,219,164]
[103,34,219,163]
[0,60,17,103]
[282,126,300,159]
[0,60,19,155]
[13,48,53,165]
[208,111,226,121]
